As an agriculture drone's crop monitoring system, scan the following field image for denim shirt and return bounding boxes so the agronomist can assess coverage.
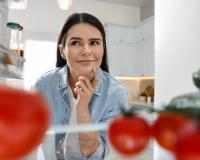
[34,66,128,160]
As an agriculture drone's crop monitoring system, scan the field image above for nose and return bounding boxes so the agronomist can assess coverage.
[81,44,92,56]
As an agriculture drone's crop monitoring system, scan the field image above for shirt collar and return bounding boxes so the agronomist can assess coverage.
[58,66,68,90]
[58,65,103,96]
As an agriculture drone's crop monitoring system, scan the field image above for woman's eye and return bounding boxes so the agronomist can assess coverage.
[71,41,80,46]
[90,41,100,45]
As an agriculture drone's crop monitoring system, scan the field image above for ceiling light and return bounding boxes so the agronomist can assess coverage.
[57,0,72,10]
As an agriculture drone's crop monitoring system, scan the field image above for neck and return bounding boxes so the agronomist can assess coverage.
[68,74,76,87]
[68,73,78,98]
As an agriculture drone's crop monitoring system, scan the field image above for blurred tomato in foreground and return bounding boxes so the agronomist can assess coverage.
[175,120,200,160]
[152,112,190,152]
[0,85,51,159]
[108,114,151,156]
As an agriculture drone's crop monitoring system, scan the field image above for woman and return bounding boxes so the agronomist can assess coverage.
[34,13,128,160]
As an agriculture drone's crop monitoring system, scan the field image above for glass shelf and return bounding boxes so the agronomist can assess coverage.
[24,124,153,160]
[23,107,154,160]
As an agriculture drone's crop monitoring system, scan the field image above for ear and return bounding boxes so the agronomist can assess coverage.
[58,44,65,60]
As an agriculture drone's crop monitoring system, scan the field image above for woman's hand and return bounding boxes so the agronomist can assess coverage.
[74,69,100,157]
[74,68,99,107]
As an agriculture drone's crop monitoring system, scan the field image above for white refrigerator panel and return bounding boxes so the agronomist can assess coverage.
[0,0,8,46]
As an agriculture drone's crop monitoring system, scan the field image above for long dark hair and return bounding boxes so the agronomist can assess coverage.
[56,13,109,73]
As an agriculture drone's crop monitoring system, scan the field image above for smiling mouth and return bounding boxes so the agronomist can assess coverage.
[77,60,95,63]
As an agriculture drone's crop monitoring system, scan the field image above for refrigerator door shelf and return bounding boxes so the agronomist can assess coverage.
[0,44,25,79]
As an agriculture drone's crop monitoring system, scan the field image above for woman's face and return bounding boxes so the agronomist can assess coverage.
[62,23,104,79]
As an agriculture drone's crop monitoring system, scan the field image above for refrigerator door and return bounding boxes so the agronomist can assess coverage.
[0,0,8,46]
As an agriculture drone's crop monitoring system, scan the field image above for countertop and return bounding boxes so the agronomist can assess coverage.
[128,100,154,107]
[128,101,154,123]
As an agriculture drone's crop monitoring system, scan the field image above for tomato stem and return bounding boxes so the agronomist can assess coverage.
[121,106,136,117]
[193,69,200,90]
[165,105,200,120]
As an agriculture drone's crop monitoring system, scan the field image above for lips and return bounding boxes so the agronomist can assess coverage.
[77,59,95,62]
[77,60,95,63]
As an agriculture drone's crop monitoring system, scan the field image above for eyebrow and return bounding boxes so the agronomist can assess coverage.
[69,37,103,41]
[89,38,103,41]
[69,37,81,41]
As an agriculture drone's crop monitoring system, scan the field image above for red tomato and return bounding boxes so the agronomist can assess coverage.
[108,115,151,156]
[175,120,200,160]
[0,85,51,159]
[152,112,190,152]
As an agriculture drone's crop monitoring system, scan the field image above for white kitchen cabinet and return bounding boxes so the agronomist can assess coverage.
[105,24,135,43]
[105,17,154,77]
[135,17,154,76]
[135,18,154,42]
[142,40,155,76]
[106,25,121,42]
[135,39,155,76]
[107,42,143,76]
[120,27,136,43]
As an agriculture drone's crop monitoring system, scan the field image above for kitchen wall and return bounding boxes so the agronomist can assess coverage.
[155,0,200,159]
[8,0,140,35]
[117,77,154,101]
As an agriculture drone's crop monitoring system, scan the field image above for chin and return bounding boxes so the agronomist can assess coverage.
[79,70,94,80]
[80,71,93,77]
[79,67,93,73]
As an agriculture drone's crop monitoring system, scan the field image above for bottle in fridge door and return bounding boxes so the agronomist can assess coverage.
[6,22,24,57]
